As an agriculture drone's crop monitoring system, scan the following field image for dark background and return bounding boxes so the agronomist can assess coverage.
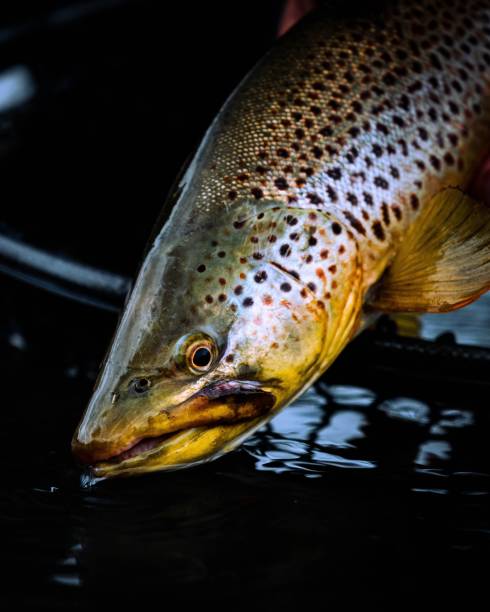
[0,0,283,274]
[0,2,489,610]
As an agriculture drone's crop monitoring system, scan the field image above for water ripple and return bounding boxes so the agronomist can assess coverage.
[245,381,488,485]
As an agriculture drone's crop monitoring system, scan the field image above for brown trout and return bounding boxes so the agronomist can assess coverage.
[72,0,490,477]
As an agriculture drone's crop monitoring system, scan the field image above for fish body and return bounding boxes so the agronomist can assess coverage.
[72,0,490,477]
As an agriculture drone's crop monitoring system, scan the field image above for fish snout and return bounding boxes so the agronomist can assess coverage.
[71,391,144,465]
[71,415,141,465]
[71,434,121,465]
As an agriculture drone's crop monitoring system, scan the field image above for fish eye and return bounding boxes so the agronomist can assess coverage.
[130,377,151,395]
[177,333,217,375]
[187,342,215,374]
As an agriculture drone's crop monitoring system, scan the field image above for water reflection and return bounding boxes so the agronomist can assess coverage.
[245,386,377,474]
[244,380,487,485]
[0,65,35,113]
[51,543,82,588]
[421,292,490,347]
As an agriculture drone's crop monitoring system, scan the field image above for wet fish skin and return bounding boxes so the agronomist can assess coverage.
[72,0,490,476]
[175,0,490,286]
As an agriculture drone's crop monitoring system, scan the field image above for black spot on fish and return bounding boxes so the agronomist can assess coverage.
[344,211,366,235]
[254,271,267,283]
[327,167,342,180]
[275,177,289,190]
[372,221,385,240]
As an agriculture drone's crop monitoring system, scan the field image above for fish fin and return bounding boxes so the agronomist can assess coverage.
[369,187,490,313]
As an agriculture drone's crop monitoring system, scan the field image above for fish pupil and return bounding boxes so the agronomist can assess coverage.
[193,347,212,368]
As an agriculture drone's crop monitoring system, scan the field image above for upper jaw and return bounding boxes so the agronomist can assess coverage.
[71,378,276,468]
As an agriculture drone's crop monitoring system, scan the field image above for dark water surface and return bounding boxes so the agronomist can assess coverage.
[1,277,489,609]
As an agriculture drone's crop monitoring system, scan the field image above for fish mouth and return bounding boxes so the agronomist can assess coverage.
[104,431,178,464]
[73,380,276,478]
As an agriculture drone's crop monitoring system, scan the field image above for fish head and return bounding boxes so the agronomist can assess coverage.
[72,201,363,477]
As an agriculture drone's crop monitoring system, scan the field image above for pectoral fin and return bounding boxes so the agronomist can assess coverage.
[370,187,490,313]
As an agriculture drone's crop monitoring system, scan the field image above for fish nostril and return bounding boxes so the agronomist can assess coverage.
[130,377,151,395]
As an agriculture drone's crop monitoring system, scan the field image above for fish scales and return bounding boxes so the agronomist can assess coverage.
[72,0,490,476]
[188,0,490,287]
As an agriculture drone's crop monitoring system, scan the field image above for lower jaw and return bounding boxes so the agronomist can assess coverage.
[90,427,202,478]
[90,416,269,479]
[104,430,178,463]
